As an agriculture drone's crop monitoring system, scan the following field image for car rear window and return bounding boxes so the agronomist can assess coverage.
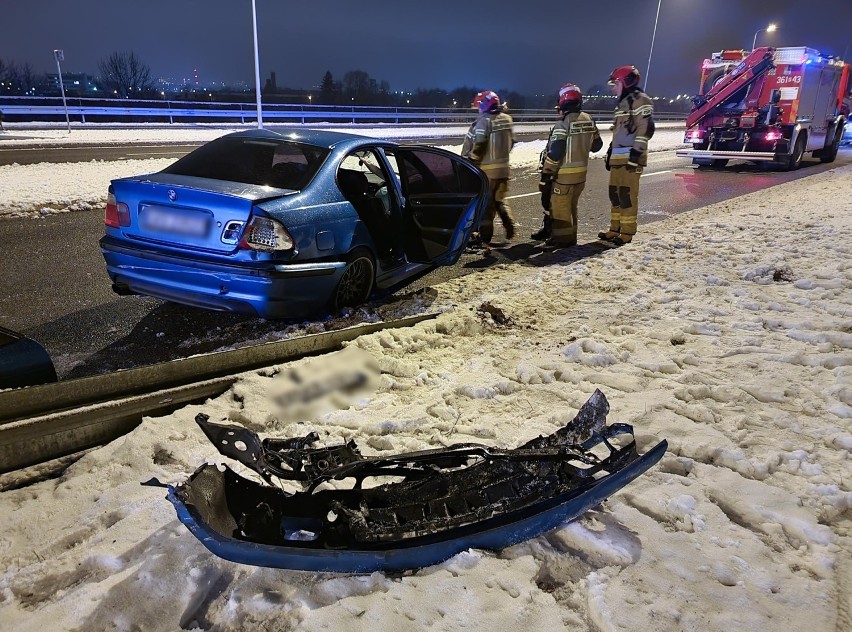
[162,137,329,190]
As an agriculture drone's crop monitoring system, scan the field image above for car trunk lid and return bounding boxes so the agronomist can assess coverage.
[111,174,295,254]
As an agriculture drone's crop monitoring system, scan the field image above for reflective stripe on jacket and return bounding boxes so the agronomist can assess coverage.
[461,111,514,180]
[541,112,602,185]
[609,88,654,166]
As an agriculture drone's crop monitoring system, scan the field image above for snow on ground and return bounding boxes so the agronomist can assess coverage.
[0,123,688,218]
[0,151,850,630]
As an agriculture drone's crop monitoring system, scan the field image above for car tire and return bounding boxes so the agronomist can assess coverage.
[332,249,375,312]
[712,159,729,168]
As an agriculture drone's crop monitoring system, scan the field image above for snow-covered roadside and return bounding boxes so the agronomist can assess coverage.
[1,164,849,631]
[0,121,686,147]
[0,126,687,218]
[4,123,533,146]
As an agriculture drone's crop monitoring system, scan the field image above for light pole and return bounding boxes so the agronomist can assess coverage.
[752,23,777,51]
[53,49,71,133]
[250,0,263,128]
[644,0,663,95]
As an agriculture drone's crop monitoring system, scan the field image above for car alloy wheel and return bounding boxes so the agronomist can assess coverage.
[334,252,375,311]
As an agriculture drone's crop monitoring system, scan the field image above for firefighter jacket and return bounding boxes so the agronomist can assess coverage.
[541,111,603,185]
[461,111,515,180]
[609,88,655,167]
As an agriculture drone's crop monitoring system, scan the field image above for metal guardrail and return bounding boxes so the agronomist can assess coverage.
[0,312,439,473]
[0,96,688,125]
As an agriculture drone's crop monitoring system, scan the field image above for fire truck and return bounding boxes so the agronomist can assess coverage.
[676,46,850,169]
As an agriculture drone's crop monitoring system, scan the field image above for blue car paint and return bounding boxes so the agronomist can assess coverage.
[166,439,668,573]
[100,129,487,318]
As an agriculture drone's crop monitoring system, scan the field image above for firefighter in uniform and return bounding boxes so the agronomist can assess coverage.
[600,66,655,246]
[534,83,602,245]
[461,90,516,245]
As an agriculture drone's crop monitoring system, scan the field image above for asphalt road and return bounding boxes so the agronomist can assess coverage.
[1,146,850,379]
[0,134,545,166]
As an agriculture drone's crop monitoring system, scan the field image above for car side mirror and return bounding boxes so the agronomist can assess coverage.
[770,89,781,105]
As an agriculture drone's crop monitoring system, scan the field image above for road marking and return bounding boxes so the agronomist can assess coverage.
[507,170,672,199]
[126,151,188,156]
[0,144,199,152]
[506,192,540,200]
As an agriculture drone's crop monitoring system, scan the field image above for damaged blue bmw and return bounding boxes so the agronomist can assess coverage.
[100,129,487,318]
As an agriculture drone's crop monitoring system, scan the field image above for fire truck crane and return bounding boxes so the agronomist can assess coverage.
[676,46,850,169]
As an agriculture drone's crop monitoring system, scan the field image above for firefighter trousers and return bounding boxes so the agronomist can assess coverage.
[607,165,641,236]
[549,182,584,246]
[479,178,515,244]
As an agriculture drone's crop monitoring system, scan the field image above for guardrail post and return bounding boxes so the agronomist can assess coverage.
[301,105,305,125]
[240,103,245,125]
[167,101,173,124]
[79,98,86,124]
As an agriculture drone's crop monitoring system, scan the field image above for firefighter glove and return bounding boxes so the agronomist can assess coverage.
[604,145,612,171]
[627,148,643,168]
[539,175,553,212]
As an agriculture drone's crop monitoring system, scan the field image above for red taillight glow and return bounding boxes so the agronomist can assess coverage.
[765,130,782,141]
[104,193,130,228]
[686,129,704,141]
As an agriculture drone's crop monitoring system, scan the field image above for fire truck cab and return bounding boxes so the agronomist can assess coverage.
[677,46,850,169]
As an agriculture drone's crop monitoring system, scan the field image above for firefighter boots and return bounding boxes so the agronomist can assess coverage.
[531,215,552,241]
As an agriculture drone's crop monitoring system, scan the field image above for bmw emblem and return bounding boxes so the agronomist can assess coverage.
[167,189,177,202]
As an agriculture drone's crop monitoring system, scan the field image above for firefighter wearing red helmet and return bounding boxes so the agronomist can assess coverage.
[462,90,517,245]
[599,65,655,246]
[534,83,603,245]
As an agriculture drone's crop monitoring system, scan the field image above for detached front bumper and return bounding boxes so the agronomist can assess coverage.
[100,236,346,319]
[676,149,779,162]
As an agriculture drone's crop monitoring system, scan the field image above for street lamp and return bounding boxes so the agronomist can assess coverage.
[752,23,778,51]
[250,0,263,128]
[644,0,663,95]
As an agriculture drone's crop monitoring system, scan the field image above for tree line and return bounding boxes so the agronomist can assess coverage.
[0,52,533,108]
[0,52,692,111]
[0,52,155,99]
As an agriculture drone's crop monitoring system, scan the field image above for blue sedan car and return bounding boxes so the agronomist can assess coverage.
[100,129,487,318]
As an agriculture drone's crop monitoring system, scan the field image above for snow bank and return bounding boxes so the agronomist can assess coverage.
[1,157,849,630]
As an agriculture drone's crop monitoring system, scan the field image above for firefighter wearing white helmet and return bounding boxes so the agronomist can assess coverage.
[534,83,603,245]
[599,65,655,246]
[461,90,517,245]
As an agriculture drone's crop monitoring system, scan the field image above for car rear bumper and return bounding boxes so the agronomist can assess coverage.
[100,236,346,318]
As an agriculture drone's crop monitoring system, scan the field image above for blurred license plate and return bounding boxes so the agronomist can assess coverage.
[141,206,210,237]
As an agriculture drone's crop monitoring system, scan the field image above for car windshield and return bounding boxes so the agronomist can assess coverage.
[162,137,329,190]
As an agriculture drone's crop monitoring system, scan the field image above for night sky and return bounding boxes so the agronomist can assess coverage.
[2,0,851,96]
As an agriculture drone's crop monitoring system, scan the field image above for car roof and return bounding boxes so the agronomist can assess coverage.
[223,127,395,150]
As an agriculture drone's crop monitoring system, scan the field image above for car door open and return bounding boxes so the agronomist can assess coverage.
[385,147,487,265]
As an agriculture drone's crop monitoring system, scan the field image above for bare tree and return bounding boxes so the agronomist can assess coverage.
[97,51,153,98]
[3,61,40,95]
[342,70,372,103]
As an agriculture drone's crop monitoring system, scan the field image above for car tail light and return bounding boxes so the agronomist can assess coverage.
[765,129,782,141]
[239,216,294,252]
[105,192,130,227]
